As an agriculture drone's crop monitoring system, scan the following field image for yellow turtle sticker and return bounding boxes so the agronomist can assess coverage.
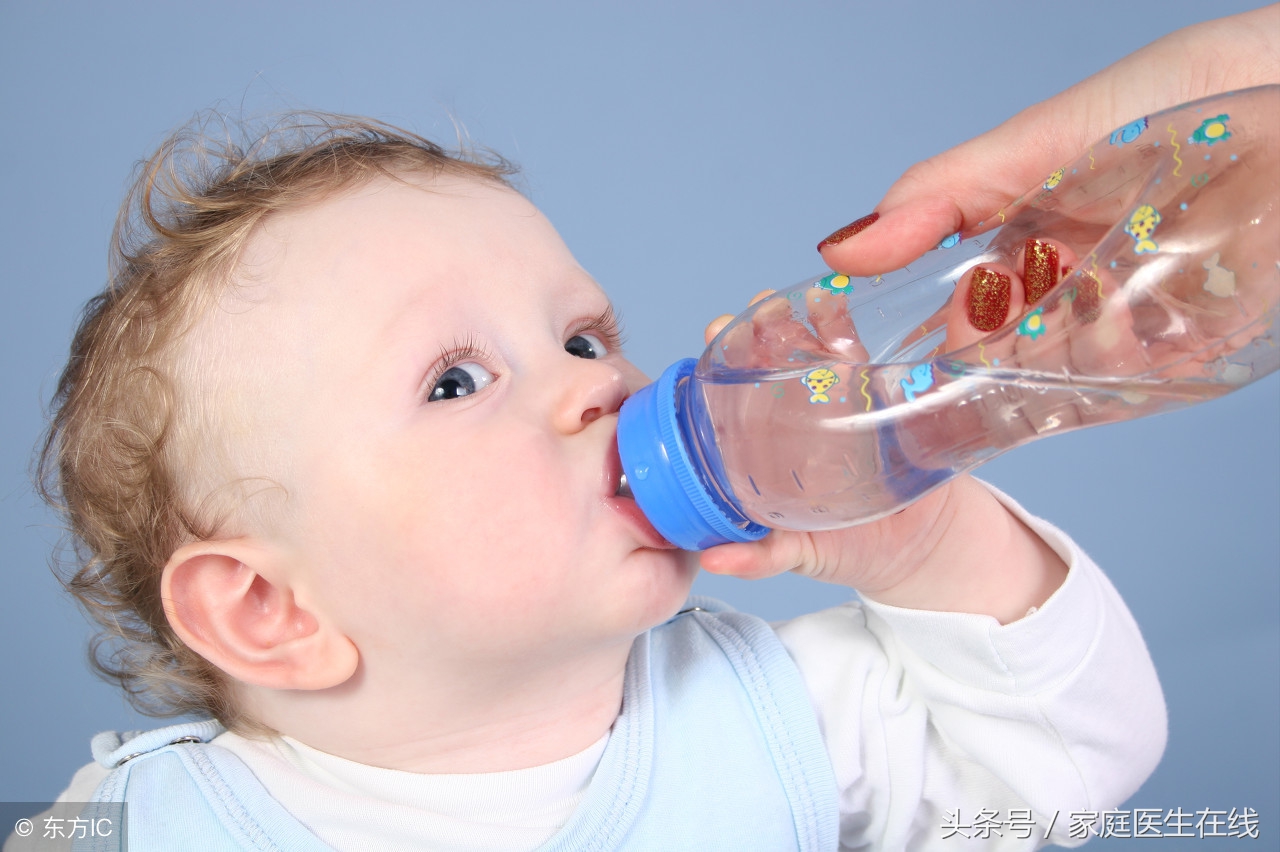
[814,272,854,294]
[1189,114,1231,146]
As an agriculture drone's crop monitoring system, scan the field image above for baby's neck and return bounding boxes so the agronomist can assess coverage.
[241,638,633,774]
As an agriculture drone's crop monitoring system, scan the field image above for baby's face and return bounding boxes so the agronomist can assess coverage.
[217,173,695,673]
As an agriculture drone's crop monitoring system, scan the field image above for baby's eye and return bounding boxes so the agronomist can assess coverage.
[427,362,494,402]
[565,333,609,360]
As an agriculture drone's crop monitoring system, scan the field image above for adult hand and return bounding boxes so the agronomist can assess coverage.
[816,7,1280,277]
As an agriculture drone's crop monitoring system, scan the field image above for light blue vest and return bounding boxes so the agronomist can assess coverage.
[82,600,839,851]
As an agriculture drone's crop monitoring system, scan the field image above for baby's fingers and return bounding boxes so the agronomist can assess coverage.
[704,315,734,346]
[704,289,775,345]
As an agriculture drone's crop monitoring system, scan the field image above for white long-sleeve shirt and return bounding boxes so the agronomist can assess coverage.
[777,487,1165,849]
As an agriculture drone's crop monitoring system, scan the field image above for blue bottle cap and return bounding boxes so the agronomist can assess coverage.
[617,359,769,551]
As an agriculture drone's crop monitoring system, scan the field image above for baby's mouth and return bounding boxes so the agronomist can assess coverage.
[615,473,633,499]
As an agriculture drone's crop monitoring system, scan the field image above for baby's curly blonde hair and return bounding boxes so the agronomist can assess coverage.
[37,112,517,729]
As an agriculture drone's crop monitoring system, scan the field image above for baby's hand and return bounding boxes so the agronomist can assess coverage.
[698,288,1067,624]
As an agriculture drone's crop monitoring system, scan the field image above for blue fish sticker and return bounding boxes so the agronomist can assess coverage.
[1109,118,1148,146]
[901,363,934,402]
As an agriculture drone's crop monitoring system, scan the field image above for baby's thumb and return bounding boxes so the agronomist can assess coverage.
[698,539,783,580]
[699,531,822,582]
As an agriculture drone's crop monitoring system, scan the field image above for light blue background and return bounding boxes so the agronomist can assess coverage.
[2,2,1276,847]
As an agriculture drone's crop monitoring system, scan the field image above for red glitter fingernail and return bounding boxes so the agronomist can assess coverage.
[1023,239,1059,304]
[966,266,1011,332]
[1072,270,1104,323]
[817,212,880,250]
[1044,265,1073,313]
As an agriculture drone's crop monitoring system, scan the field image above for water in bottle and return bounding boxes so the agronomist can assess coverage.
[617,86,1280,550]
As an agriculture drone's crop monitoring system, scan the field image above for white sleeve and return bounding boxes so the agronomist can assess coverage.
[774,486,1166,851]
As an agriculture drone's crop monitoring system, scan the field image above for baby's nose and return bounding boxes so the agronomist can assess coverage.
[554,360,629,433]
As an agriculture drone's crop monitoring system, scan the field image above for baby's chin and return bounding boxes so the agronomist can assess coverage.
[649,549,702,620]
[600,545,698,627]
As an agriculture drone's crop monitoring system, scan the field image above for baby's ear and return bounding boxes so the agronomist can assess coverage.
[161,540,358,691]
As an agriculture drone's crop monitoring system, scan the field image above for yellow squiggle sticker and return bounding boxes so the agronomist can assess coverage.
[1167,123,1184,177]
[859,369,873,412]
[1086,254,1106,304]
[1088,146,1096,170]
[978,342,992,367]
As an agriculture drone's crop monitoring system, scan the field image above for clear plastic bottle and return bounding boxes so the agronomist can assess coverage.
[617,86,1280,550]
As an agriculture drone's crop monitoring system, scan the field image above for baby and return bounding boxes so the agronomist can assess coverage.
[38,113,1164,850]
